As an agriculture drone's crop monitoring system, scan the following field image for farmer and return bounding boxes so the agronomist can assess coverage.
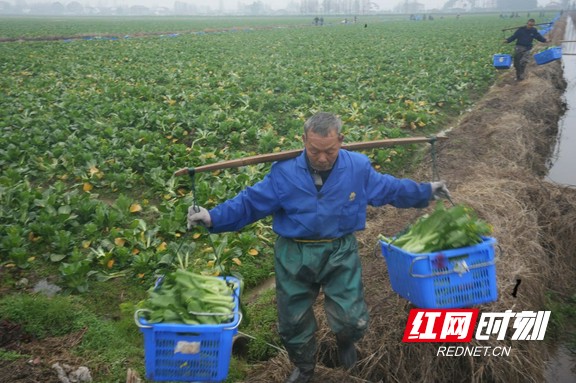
[504,18,548,81]
[187,112,450,383]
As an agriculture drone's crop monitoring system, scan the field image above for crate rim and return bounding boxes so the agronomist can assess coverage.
[380,236,496,256]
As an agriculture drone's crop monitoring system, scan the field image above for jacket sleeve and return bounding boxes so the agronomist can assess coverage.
[535,31,547,43]
[506,29,519,43]
[365,164,432,209]
[208,173,281,233]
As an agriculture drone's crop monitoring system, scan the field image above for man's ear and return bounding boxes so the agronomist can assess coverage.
[302,134,307,143]
[338,134,344,143]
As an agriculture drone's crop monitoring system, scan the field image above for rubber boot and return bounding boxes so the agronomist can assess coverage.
[284,366,314,383]
[337,337,357,370]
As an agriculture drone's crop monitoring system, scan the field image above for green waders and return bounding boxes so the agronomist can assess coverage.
[274,234,369,371]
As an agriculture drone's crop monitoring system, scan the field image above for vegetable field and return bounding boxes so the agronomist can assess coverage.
[0,13,553,381]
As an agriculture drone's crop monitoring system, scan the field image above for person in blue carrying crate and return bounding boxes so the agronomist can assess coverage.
[504,18,548,81]
[187,112,450,383]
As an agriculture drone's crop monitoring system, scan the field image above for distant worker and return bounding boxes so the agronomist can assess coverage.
[504,18,548,81]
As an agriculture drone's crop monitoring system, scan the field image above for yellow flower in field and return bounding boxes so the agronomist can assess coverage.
[248,248,259,256]
[28,232,40,242]
[192,232,202,239]
[83,182,93,192]
[157,242,167,252]
[232,257,241,266]
[207,260,215,267]
[107,259,115,269]
[130,203,142,213]
[114,238,126,247]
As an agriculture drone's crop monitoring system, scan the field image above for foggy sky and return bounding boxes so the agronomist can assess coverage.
[4,0,555,11]
[156,0,451,11]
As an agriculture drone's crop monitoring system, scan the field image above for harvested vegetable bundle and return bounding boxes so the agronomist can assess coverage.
[138,269,240,325]
[380,201,493,254]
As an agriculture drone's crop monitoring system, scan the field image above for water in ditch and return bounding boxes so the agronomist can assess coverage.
[542,14,576,383]
[547,16,576,187]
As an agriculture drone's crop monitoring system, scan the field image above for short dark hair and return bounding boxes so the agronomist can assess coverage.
[528,18,535,23]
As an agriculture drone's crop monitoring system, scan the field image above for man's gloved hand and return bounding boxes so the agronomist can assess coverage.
[187,206,212,229]
[430,181,451,200]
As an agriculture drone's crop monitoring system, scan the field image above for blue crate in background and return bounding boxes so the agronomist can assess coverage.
[534,47,562,65]
[380,237,498,308]
[135,277,241,382]
[493,54,512,69]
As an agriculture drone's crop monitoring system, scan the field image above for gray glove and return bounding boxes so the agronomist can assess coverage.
[430,181,451,200]
[187,206,212,229]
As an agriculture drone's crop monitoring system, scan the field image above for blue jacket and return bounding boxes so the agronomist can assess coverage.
[209,150,432,238]
[506,26,546,49]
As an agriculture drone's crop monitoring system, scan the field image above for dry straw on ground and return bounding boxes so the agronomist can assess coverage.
[244,15,576,383]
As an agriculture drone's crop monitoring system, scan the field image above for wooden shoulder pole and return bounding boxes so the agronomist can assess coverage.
[174,136,447,176]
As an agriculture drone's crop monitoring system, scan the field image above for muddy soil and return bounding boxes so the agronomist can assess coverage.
[2,15,576,383]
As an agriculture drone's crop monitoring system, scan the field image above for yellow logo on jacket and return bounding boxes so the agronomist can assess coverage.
[349,192,356,201]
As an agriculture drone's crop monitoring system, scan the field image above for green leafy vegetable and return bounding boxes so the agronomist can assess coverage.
[380,202,493,254]
[138,269,240,325]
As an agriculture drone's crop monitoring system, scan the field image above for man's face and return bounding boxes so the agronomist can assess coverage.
[303,129,343,171]
[527,20,535,28]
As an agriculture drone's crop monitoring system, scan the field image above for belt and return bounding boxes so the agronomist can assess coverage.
[292,238,338,243]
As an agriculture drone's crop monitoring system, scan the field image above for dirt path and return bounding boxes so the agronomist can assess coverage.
[246,13,576,383]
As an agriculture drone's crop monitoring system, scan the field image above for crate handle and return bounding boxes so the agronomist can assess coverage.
[408,256,495,278]
[133,308,242,329]
[134,309,153,329]
[224,312,243,331]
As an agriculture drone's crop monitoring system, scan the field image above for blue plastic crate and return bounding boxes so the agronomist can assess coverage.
[380,237,497,308]
[534,47,562,65]
[493,54,512,69]
[135,277,241,382]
